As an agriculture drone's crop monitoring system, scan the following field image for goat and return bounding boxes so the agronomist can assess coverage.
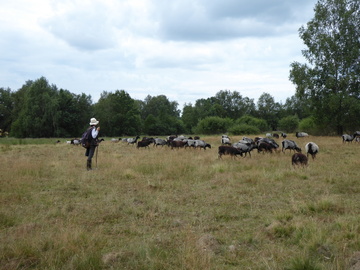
[154,138,167,147]
[194,140,211,150]
[296,132,309,138]
[127,135,140,145]
[282,139,301,153]
[281,133,287,138]
[221,135,231,145]
[257,142,274,154]
[218,146,243,159]
[111,138,121,143]
[342,133,356,143]
[305,142,319,160]
[232,142,257,157]
[185,139,196,148]
[292,153,308,167]
[170,140,187,149]
[257,138,279,150]
[137,138,155,149]
[71,139,81,146]
[194,136,200,140]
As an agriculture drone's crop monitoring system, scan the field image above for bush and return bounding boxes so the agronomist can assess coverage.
[299,117,316,133]
[236,115,268,132]
[228,124,260,135]
[194,117,233,134]
[278,115,299,133]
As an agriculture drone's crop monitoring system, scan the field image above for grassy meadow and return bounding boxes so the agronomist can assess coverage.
[0,134,359,270]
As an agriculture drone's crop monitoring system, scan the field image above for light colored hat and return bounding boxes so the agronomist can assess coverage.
[89,118,99,125]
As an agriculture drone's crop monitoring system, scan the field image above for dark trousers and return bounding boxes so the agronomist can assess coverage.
[85,146,97,161]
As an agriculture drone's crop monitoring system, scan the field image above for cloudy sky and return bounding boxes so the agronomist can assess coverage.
[0,0,317,108]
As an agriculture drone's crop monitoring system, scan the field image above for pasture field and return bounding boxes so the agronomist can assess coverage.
[0,135,359,270]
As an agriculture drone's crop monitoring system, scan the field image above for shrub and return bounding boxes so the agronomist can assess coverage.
[228,124,260,135]
[193,117,233,134]
[278,115,299,133]
[236,115,268,132]
[299,117,316,133]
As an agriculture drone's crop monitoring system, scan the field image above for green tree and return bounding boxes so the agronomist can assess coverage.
[215,90,256,119]
[289,0,360,134]
[0,88,14,133]
[93,90,142,136]
[11,77,59,138]
[56,90,92,137]
[141,95,183,135]
[256,93,280,130]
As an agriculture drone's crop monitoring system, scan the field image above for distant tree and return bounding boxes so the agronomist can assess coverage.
[141,95,183,135]
[215,90,256,119]
[289,0,360,134]
[56,90,92,137]
[11,77,59,138]
[93,90,142,136]
[256,93,280,130]
[181,103,198,133]
[0,88,14,133]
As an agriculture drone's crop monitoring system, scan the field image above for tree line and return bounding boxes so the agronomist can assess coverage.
[0,0,359,138]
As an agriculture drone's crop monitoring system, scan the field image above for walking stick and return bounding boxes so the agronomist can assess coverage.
[95,144,99,169]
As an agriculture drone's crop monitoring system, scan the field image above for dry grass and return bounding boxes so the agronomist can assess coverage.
[0,135,359,269]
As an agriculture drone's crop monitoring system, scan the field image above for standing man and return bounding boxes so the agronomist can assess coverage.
[85,118,100,170]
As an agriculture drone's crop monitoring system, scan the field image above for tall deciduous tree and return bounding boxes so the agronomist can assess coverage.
[11,77,59,137]
[93,90,142,136]
[0,88,14,133]
[256,92,280,130]
[289,0,360,134]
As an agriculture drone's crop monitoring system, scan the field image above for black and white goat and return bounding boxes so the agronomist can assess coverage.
[232,142,257,157]
[221,135,231,145]
[282,139,301,153]
[127,135,140,145]
[194,140,211,150]
[296,132,309,138]
[305,142,319,160]
[154,138,167,147]
[342,133,356,143]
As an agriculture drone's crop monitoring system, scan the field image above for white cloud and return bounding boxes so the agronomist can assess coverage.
[0,0,317,109]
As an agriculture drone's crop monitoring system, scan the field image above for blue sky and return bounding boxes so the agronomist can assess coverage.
[0,0,317,108]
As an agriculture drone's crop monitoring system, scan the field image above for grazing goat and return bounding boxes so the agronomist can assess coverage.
[257,138,279,150]
[296,132,309,138]
[185,139,196,148]
[221,135,231,145]
[305,142,319,160]
[257,142,276,153]
[292,153,308,167]
[170,140,187,149]
[154,138,167,147]
[137,138,155,149]
[342,133,356,143]
[218,146,243,159]
[194,140,211,150]
[282,139,301,153]
[71,139,81,146]
[281,133,287,138]
[127,135,140,145]
[232,142,257,157]
[111,138,121,143]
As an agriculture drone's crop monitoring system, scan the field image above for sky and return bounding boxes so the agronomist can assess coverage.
[0,0,317,109]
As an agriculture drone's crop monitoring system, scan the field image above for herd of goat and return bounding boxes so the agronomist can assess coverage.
[65,130,360,167]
